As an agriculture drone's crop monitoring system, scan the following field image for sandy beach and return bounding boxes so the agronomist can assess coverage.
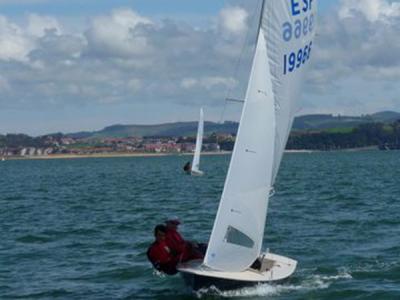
[2,147,381,161]
[3,151,232,161]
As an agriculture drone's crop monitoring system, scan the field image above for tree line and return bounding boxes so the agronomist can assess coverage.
[287,121,400,150]
[1,121,400,151]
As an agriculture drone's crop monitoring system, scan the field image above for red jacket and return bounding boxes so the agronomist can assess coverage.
[147,240,178,275]
[165,229,203,262]
[165,229,186,256]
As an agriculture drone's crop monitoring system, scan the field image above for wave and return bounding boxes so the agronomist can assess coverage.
[16,234,53,244]
[195,270,352,298]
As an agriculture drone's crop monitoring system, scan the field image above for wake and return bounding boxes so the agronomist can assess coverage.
[195,270,352,298]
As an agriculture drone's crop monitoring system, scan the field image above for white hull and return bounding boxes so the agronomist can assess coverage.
[191,169,204,176]
[178,252,297,291]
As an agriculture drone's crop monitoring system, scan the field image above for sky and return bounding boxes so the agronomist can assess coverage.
[0,0,399,135]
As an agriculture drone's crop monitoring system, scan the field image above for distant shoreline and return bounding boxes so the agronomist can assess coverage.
[2,151,232,161]
[1,147,382,161]
[284,146,379,153]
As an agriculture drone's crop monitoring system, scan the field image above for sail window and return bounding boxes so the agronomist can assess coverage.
[224,226,254,248]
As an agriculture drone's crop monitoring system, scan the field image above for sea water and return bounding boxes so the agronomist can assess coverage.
[0,151,399,299]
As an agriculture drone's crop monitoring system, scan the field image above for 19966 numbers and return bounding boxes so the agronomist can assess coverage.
[283,41,313,75]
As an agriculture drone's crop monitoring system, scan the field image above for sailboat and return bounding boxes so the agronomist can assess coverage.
[178,0,317,291]
[190,108,204,176]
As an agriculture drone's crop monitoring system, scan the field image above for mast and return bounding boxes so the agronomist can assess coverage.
[256,0,266,38]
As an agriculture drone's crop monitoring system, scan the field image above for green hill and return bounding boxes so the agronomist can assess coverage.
[65,111,400,139]
[67,121,239,139]
[370,111,400,123]
[292,111,400,131]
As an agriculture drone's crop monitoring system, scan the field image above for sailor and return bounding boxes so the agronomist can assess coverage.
[183,161,191,173]
[165,218,186,256]
[147,224,179,275]
[165,217,205,261]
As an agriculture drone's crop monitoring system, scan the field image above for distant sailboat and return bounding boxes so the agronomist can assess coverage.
[178,0,317,291]
[191,108,204,176]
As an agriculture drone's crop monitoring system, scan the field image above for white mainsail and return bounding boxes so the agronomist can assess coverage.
[192,108,204,174]
[204,0,317,272]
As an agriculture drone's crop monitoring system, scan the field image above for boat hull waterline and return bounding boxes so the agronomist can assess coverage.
[191,169,204,176]
[178,252,297,291]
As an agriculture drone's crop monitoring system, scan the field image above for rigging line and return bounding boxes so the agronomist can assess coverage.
[218,0,260,125]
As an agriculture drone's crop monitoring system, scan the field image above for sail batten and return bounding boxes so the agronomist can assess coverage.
[204,0,317,272]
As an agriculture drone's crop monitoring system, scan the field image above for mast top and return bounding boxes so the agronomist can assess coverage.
[257,0,266,37]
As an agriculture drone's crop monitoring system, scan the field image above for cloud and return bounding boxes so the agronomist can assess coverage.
[338,0,400,22]
[0,7,252,111]
[85,9,153,58]
[0,0,399,129]
[27,13,62,37]
[305,0,400,114]
[218,6,249,35]
[181,76,236,90]
[30,32,86,63]
[0,13,63,63]
[0,16,34,62]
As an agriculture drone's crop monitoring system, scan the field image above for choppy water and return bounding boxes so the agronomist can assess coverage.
[0,151,399,299]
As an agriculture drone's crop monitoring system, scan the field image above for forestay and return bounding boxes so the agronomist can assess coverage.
[204,0,317,272]
[192,108,204,173]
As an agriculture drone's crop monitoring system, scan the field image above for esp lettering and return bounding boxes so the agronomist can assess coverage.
[291,0,313,16]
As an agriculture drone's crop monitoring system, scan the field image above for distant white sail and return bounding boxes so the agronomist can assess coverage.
[204,0,317,272]
[191,108,204,174]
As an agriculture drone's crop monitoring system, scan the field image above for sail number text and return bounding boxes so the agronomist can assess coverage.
[290,0,313,16]
[282,14,315,42]
[283,41,313,75]
[282,0,315,74]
